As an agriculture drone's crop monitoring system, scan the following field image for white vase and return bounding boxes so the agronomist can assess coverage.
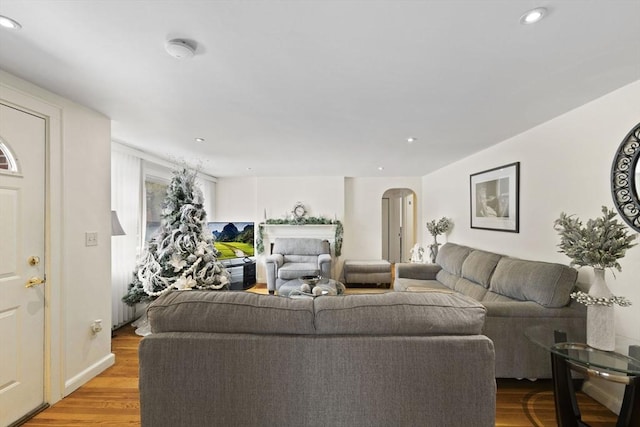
[586,268,615,351]
[428,236,440,264]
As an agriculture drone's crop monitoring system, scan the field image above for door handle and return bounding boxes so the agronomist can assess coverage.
[25,276,46,288]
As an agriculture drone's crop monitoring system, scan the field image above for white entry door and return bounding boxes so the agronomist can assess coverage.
[0,103,47,426]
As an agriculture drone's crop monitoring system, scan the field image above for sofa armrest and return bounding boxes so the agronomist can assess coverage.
[265,254,284,292]
[395,263,441,280]
[265,254,284,267]
[318,253,332,279]
[318,253,331,267]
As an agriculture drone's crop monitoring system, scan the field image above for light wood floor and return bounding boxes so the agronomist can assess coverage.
[24,285,618,426]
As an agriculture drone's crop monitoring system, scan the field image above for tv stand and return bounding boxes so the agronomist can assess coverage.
[220,258,256,290]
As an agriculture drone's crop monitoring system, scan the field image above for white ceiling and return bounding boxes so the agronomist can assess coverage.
[1,0,638,177]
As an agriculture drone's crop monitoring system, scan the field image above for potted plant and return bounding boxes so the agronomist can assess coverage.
[426,217,452,263]
[554,206,636,350]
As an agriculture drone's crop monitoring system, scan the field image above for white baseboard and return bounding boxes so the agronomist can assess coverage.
[581,380,622,415]
[64,353,115,396]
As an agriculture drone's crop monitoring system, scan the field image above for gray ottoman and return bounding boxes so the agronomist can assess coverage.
[343,260,392,288]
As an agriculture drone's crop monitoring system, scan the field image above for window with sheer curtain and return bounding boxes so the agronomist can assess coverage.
[143,163,171,242]
[111,148,142,328]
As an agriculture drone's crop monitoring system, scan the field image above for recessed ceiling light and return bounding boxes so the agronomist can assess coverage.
[0,15,22,30]
[520,7,547,25]
[378,166,384,171]
[195,137,205,143]
[407,137,417,144]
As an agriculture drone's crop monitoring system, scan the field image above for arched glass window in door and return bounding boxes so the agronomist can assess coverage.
[0,140,19,173]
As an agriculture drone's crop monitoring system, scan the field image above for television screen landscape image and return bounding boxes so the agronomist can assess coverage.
[208,222,255,260]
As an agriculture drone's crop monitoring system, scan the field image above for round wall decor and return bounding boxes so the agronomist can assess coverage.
[611,122,640,232]
[292,202,307,219]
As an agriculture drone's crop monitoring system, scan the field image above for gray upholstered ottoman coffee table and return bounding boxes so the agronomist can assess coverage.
[277,277,346,298]
[343,259,391,288]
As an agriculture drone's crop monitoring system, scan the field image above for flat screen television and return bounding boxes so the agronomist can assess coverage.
[207,222,255,260]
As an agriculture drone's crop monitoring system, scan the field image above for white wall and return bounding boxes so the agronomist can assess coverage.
[344,177,421,263]
[215,176,346,224]
[257,176,345,221]
[60,98,112,395]
[216,176,421,279]
[0,71,113,403]
[421,79,640,411]
[214,177,259,222]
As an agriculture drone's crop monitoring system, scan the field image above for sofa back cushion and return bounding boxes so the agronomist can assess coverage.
[314,292,486,335]
[148,291,316,334]
[436,243,472,276]
[461,250,502,288]
[488,258,578,308]
[272,238,330,255]
[282,255,318,264]
[148,290,487,337]
[453,278,489,301]
[435,269,459,289]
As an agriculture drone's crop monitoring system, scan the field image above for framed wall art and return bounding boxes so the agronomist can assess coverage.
[470,162,520,232]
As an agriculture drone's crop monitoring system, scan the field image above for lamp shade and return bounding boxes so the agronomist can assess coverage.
[111,210,126,236]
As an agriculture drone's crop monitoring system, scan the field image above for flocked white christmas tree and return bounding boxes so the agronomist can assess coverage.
[123,167,229,307]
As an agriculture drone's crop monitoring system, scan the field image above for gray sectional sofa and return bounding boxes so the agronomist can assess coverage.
[395,242,587,379]
[139,290,496,427]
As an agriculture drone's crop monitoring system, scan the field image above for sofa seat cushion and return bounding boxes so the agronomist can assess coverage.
[148,291,315,334]
[314,292,486,336]
[394,278,448,292]
[461,250,502,288]
[489,258,578,308]
[278,262,320,279]
[482,300,587,318]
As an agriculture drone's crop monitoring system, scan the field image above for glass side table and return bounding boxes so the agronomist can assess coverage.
[277,278,346,298]
[525,325,640,427]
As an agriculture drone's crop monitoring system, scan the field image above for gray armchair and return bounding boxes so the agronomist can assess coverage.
[265,238,332,294]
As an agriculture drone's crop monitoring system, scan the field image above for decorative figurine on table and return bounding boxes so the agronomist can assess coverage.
[410,244,425,263]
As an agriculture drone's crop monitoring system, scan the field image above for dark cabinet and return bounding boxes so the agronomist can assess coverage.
[222,258,256,290]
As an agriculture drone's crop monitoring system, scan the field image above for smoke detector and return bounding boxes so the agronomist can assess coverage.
[165,39,196,59]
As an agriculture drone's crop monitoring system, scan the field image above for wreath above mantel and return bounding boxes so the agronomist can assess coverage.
[256,217,343,256]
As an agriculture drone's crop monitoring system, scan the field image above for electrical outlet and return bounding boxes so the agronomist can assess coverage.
[91,319,103,334]
[85,232,98,247]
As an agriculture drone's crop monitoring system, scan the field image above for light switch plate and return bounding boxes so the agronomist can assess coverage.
[85,232,98,246]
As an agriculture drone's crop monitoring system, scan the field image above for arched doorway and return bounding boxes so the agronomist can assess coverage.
[381,188,416,263]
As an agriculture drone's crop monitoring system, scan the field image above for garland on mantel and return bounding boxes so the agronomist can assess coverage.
[256,217,343,256]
